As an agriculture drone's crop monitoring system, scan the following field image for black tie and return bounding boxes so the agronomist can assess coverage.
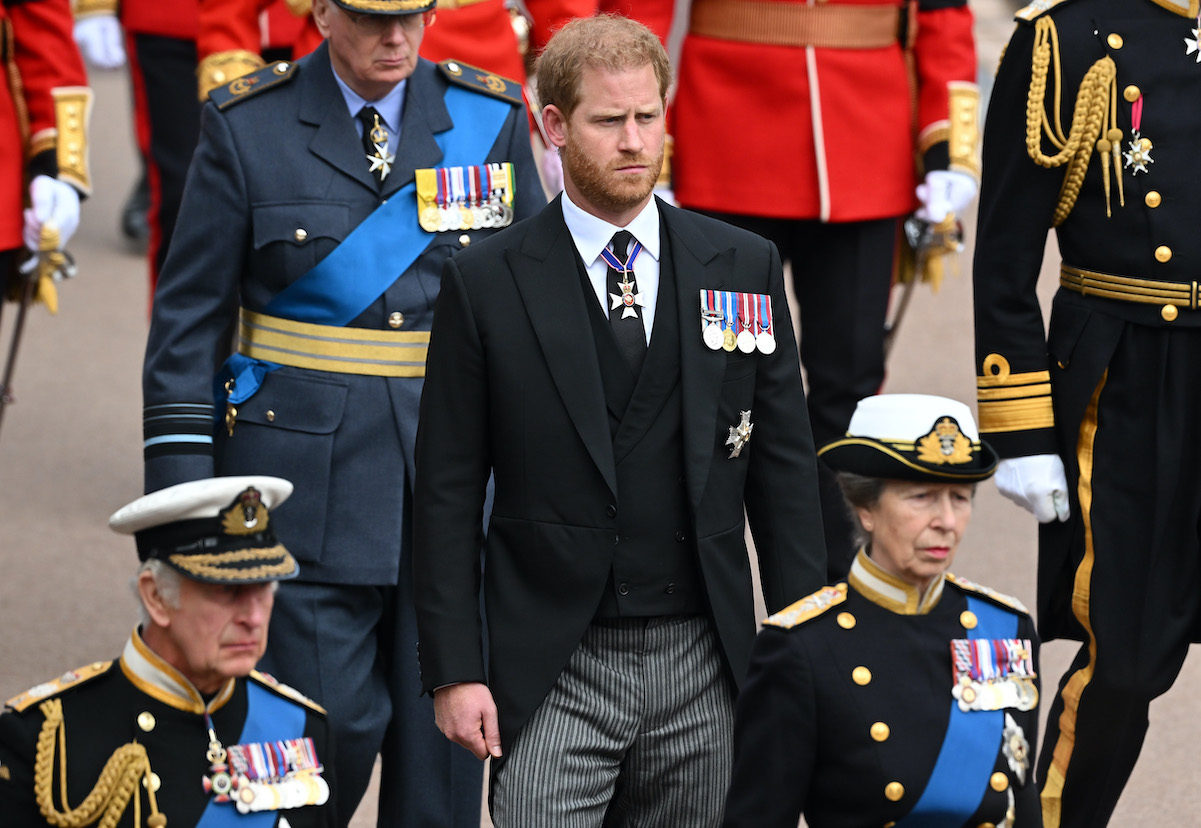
[357,106,390,186]
[606,230,646,373]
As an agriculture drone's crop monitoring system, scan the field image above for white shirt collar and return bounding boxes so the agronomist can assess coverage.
[561,191,661,266]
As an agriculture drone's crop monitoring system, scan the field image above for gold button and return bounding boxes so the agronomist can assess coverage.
[1106,33,1123,49]
[388,311,405,329]
[980,824,996,828]
[143,772,162,792]
[852,666,872,685]
[1155,245,1172,263]
[1123,84,1140,102]
[885,782,905,801]
[447,61,461,74]
[837,612,856,629]
[990,772,1009,792]
[1161,304,1178,322]
[0,765,10,780]
[458,234,471,247]
[266,410,275,422]
[1140,137,1152,151]
[960,611,978,630]
[1145,191,1161,208]
[870,722,890,742]
[137,712,156,732]
[294,228,308,242]
[274,62,290,74]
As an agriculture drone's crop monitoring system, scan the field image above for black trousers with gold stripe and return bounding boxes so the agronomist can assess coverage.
[1037,292,1201,828]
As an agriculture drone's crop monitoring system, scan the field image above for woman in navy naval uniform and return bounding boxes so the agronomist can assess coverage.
[723,394,1041,827]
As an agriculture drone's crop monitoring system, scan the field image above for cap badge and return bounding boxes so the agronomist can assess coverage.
[221,487,270,535]
[916,417,972,465]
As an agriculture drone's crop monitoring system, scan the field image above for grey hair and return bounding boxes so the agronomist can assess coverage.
[132,559,183,625]
[834,472,888,550]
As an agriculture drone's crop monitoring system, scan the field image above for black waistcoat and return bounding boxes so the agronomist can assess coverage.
[577,228,705,617]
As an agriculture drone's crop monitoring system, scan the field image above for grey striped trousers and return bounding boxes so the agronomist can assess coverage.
[490,615,734,827]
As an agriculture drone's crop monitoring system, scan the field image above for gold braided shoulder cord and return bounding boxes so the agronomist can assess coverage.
[34,699,167,828]
[1024,16,1120,225]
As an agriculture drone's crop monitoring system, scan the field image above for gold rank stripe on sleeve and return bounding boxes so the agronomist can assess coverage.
[251,670,327,714]
[5,662,112,712]
[977,353,1054,433]
[762,583,848,629]
[947,82,981,179]
[946,572,1030,614]
[73,0,118,17]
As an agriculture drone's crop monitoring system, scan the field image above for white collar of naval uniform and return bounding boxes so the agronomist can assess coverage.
[122,627,237,715]
[848,550,946,615]
[561,191,662,347]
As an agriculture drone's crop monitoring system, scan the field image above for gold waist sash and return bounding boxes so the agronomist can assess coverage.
[238,309,429,377]
[1060,264,1198,311]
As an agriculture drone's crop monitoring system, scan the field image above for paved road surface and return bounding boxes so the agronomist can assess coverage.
[2,3,1197,823]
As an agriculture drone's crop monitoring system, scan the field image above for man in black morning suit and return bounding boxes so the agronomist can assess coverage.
[412,14,827,827]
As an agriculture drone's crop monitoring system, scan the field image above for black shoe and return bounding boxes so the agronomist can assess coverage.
[121,173,150,250]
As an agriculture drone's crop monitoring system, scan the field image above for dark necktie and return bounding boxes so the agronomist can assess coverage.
[605,230,646,373]
[357,106,391,186]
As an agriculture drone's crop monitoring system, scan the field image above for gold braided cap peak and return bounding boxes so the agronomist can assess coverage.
[6,662,113,713]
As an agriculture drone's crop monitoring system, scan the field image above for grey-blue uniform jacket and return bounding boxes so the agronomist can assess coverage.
[141,43,543,585]
[723,552,1041,827]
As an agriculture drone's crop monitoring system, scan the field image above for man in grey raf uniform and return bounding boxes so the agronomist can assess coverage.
[139,0,544,821]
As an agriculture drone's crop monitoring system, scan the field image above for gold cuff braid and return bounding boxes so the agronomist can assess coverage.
[34,698,166,828]
[72,0,118,18]
[948,82,980,179]
[53,87,92,195]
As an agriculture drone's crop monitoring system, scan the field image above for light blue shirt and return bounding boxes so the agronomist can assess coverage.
[561,192,662,346]
[330,59,406,155]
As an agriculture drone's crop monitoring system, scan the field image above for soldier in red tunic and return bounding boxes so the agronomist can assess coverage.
[671,0,980,579]
[1,0,89,294]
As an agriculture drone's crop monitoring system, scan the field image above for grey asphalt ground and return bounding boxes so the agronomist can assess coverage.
[2,2,1198,824]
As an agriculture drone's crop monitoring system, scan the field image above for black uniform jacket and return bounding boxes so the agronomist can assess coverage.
[723,551,1042,827]
[0,630,336,828]
[412,196,828,749]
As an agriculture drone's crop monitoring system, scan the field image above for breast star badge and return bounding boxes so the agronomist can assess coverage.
[1122,135,1153,174]
[1186,26,1201,62]
[725,410,754,459]
[367,142,395,181]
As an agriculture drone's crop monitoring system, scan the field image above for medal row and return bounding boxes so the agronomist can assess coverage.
[416,162,515,233]
[699,290,776,354]
[949,637,1038,712]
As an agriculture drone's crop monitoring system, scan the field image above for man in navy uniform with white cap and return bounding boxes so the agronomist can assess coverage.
[0,476,337,828]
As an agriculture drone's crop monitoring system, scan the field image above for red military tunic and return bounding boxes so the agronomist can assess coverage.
[672,0,977,223]
[0,0,89,251]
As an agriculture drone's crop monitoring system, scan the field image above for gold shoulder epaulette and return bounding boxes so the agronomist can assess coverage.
[438,60,522,106]
[762,583,848,629]
[6,661,113,712]
[210,61,297,111]
[946,573,1030,615]
[250,670,326,714]
[198,50,267,102]
[1014,0,1076,22]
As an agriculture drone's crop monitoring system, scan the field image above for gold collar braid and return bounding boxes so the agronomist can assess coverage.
[1025,16,1121,225]
[34,698,167,828]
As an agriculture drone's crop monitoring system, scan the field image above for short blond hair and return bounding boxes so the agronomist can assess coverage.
[535,14,672,118]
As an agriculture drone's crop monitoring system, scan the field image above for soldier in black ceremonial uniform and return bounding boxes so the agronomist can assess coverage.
[139,0,543,821]
[723,394,1041,828]
[972,0,1201,823]
[0,476,337,828]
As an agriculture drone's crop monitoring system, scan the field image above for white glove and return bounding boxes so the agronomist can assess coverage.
[995,454,1071,523]
[24,176,81,252]
[73,15,126,70]
[915,169,977,223]
[540,148,564,195]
